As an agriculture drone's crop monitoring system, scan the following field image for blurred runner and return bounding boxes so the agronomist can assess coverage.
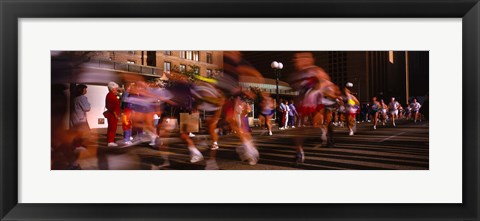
[388,97,401,127]
[258,92,275,136]
[409,98,422,123]
[206,51,262,165]
[370,96,381,130]
[288,52,336,164]
[379,99,388,125]
[343,83,359,136]
[319,79,342,146]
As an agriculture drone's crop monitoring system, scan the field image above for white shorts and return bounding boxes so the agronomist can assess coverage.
[390,110,398,116]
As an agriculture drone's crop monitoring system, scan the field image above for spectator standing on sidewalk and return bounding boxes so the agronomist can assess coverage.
[279,99,287,130]
[70,84,91,151]
[283,100,290,129]
[105,82,121,147]
[288,100,298,128]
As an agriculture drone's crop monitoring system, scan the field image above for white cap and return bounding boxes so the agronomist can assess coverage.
[346,82,353,88]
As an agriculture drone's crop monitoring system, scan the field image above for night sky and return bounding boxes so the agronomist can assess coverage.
[241,51,298,80]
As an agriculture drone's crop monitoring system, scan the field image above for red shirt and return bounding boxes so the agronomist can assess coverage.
[105,91,120,116]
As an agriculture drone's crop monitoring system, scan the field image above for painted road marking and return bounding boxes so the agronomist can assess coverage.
[378,132,407,143]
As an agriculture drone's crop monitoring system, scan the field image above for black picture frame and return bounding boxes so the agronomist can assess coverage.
[1,0,479,220]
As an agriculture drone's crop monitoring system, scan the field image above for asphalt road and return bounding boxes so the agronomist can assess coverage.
[76,119,429,170]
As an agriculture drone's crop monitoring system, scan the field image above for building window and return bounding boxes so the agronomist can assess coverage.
[179,64,186,72]
[193,51,199,61]
[127,51,135,55]
[389,51,394,64]
[181,51,200,61]
[164,51,172,56]
[194,67,200,74]
[164,62,171,72]
[206,69,212,77]
[206,53,213,64]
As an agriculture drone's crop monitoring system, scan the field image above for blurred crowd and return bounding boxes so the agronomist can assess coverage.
[51,51,427,170]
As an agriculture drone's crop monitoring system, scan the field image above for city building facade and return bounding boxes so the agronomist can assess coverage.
[87,50,224,78]
[314,51,428,104]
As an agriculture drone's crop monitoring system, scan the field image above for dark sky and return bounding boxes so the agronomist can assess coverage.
[241,51,297,80]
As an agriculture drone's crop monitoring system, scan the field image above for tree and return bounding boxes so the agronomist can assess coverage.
[170,64,201,83]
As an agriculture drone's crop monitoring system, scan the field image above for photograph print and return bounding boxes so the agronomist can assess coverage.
[51,50,429,170]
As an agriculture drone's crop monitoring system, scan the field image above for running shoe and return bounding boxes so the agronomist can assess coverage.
[236,145,259,165]
[296,151,305,164]
[189,147,204,163]
[321,128,327,143]
[247,158,258,165]
[190,153,204,163]
[74,146,87,152]
[73,146,87,154]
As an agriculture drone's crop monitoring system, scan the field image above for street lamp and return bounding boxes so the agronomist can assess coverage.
[271,61,283,120]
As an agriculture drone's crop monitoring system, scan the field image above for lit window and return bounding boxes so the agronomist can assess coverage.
[389,51,394,63]
[179,64,186,72]
[180,51,200,61]
[127,60,135,64]
[193,51,200,61]
[164,51,172,56]
[206,69,212,77]
[194,67,200,74]
[164,62,171,72]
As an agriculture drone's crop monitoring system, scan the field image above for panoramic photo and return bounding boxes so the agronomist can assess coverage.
[51,50,429,170]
